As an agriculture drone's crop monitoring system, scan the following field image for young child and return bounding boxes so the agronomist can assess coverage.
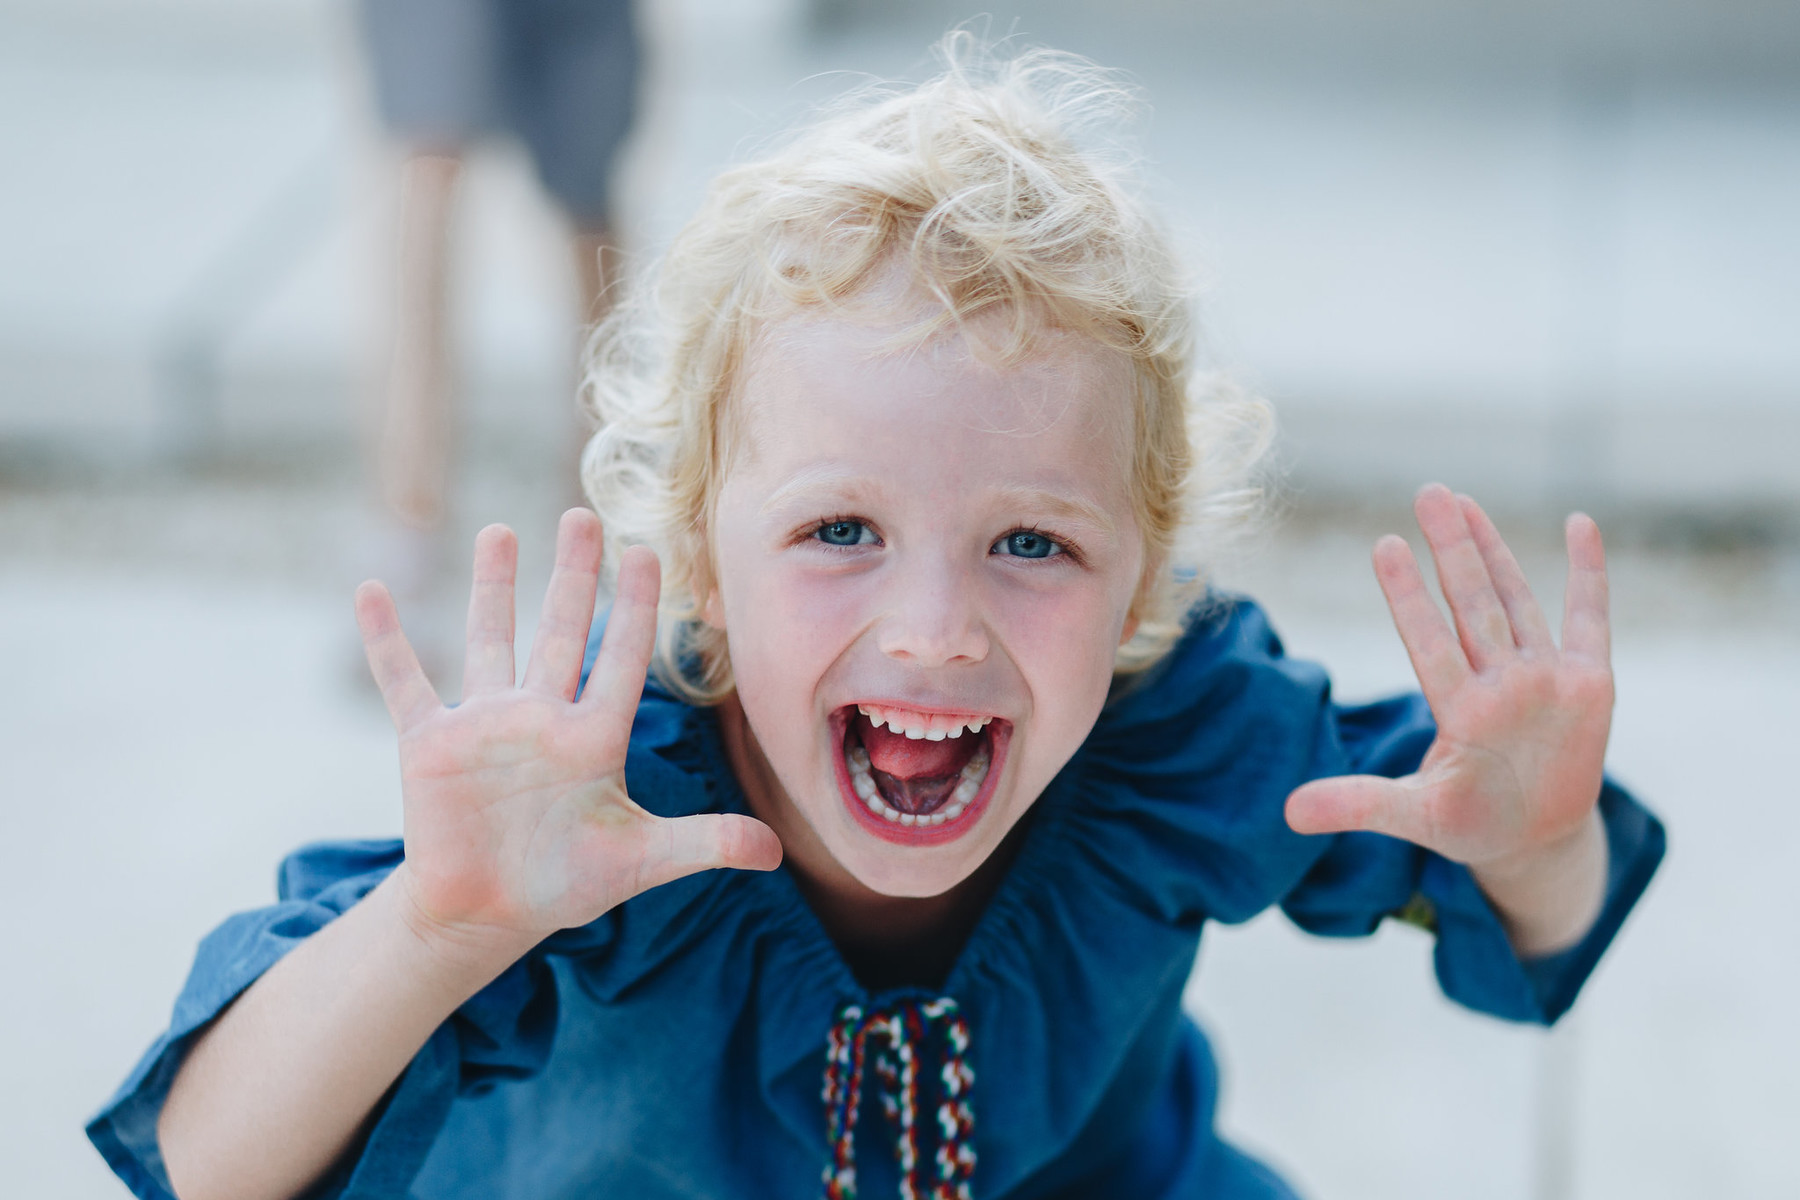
[91,36,1663,1200]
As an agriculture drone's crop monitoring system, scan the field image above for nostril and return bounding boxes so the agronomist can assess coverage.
[875,605,990,669]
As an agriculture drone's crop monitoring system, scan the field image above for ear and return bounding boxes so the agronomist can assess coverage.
[700,586,726,630]
[1120,552,1159,646]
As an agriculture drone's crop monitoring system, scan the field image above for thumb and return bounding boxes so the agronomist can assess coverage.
[1285,774,1427,843]
[635,812,784,893]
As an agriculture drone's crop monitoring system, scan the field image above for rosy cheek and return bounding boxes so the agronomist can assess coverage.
[994,584,1116,671]
[988,585,1120,761]
[778,567,878,633]
[727,564,866,702]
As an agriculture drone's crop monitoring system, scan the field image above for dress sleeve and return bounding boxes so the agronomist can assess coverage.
[1280,694,1667,1024]
[85,839,567,1200]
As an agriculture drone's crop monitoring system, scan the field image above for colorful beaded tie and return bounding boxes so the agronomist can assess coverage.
[821,996,976,1200]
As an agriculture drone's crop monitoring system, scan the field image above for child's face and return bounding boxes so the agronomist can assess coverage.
[709,311,1144,898]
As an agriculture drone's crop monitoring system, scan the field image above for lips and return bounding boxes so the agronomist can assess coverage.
[830,704,1009,846]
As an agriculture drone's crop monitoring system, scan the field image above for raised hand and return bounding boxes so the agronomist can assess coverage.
[355,510,783,959]
[1285,485,1613,951]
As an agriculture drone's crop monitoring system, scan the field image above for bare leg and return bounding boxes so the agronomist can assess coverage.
[567,225,620,506]
[378,152,463,533]
[358,150,465,687]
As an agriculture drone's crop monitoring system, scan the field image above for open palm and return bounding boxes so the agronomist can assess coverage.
[1286,486,1614,871]
[356,511,782,949]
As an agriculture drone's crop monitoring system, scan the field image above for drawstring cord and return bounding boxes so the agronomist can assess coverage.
[822,996,975,1200]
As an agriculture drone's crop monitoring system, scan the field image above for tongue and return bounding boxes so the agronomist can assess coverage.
[857,715,974,780]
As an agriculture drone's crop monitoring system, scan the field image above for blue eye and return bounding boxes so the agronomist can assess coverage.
[993,530,1062,559]
[816,519,874,547]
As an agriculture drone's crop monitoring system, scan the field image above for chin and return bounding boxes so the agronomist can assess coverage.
[828,837,1004,898]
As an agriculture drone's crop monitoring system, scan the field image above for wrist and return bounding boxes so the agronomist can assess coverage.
[373,869,541,997]
[1469,808,1608,958]
[1471,808,1602,886]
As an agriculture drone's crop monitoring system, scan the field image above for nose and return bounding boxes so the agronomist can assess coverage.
[875,558,990,668]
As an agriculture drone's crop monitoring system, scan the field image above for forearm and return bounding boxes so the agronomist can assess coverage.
[157,871,533,1200]
[1469,807,1608,959]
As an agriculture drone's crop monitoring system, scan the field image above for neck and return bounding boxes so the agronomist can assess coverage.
[716,693,1019,992]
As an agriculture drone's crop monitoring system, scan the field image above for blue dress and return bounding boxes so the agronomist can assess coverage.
[88,599,1664,1200]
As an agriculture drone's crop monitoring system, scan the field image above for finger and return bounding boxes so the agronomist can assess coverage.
[355,581,442,732]
[1413,483,1515,669]
[1457,494,1554,654]
[634,813,785,894]
[1561,512,1611,666]
[1372,533,1470,704]
[523,510,606,699]
[462,524,518,698]
[1285,775,1427,844]
[580,544,662,715]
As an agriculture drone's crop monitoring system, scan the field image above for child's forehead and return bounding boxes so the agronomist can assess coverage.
[718,313,1140,531]
[734,308,1134,441]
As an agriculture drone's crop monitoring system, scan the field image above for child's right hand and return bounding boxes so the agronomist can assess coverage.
[355,510,783,967]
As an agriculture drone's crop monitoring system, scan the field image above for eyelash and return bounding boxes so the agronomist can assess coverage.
[802,517,1082,564]
[993,524,1080,564]
[807,516,879,549]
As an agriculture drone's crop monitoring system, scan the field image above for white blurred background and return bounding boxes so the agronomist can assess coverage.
[1,0,1795,1196]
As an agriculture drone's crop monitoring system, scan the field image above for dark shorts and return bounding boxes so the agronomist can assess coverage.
[358,0,640,225]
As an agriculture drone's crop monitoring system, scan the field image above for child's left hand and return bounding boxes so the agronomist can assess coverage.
[1285,484,1613,955]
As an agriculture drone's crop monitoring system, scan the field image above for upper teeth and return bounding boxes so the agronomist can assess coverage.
[856,704,993,741]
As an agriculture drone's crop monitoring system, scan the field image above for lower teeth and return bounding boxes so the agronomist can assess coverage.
[848,744,989,827]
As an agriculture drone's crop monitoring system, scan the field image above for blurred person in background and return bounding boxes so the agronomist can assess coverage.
[358,0,641,668]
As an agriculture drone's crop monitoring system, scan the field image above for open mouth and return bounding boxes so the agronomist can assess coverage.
[831,703,1009,844]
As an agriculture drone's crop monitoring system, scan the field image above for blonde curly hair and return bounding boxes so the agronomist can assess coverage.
[581,31,1271,705]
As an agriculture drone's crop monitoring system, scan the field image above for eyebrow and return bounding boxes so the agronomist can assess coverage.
[760,468,1119,535]
[758,466,888,517]
[984,484,1120,536]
